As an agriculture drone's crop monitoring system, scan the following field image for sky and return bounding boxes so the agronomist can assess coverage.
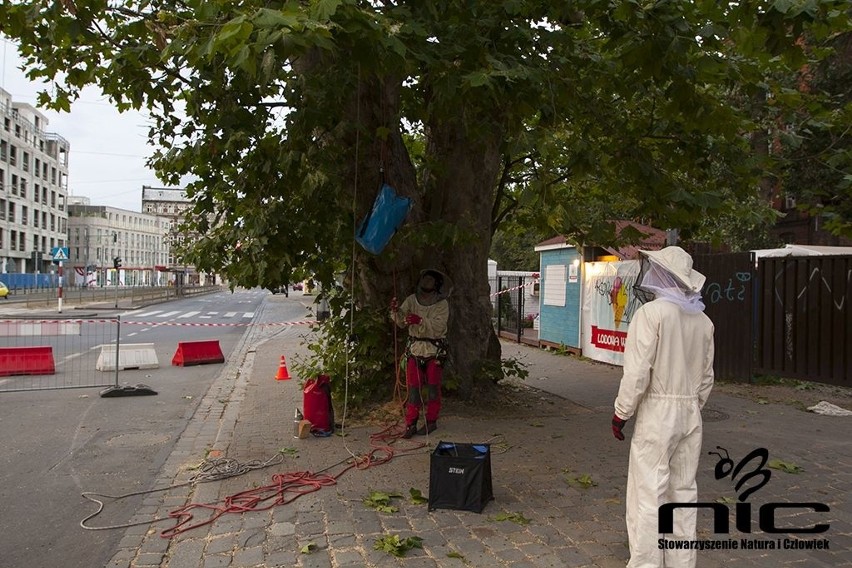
[1,37,167,213]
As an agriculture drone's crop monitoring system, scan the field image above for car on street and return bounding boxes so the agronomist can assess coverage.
[292,282,303,291]
[269,284,289,296]
[0,282,8,298]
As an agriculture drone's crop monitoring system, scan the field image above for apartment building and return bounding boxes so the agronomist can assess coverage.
[141,185,210,285]
[66,197,172,286]
[0,87,69,276]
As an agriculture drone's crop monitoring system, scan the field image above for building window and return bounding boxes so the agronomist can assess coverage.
[543,264,567,307]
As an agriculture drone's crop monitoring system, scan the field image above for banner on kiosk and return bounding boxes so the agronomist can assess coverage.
[581,260,641,366]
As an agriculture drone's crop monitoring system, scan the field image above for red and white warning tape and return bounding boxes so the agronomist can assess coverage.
[0,319,318,327]
[489,274,539,298]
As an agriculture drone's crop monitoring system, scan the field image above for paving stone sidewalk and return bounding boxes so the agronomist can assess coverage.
[107,311,852,568]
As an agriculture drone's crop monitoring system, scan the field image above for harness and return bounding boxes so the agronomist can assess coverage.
[405,336,448,366]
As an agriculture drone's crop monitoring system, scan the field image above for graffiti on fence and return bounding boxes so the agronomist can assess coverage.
[704,272,752,305]
[772,264,850,312]
[592,273,641,331]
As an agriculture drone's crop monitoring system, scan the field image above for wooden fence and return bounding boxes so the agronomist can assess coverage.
[755,255,851,386]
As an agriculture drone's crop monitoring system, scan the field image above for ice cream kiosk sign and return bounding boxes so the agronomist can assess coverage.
[581,260,641,365]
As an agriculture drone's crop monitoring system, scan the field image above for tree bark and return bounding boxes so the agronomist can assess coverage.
[343,75,504,397]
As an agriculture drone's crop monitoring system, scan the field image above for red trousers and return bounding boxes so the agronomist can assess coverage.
[405,357,442,425]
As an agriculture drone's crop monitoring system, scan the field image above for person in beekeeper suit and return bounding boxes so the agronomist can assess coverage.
[611,246,715,568]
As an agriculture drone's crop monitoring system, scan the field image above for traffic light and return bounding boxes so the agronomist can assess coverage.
[113,257,122,269]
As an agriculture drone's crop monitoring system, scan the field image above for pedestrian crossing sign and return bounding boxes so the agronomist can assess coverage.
[51,247,69,261]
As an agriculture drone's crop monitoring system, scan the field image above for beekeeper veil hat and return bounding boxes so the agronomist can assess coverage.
[634,246,706,312]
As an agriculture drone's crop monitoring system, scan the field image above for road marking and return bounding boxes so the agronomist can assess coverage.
[242,312,255,318]
[178,311,201,318]
[224,312,237,318]
[156,311,182,318]
[134,310,163,317]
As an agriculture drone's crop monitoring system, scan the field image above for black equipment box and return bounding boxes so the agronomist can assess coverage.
[428,441,493,513]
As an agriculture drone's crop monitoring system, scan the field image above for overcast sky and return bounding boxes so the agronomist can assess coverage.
[1,37,168,213]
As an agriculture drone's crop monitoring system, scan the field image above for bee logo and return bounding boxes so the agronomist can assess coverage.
[707,446,771,502]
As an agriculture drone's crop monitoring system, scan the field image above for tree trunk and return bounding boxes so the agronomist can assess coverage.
[344,76,504,398]
[424,115,505,397]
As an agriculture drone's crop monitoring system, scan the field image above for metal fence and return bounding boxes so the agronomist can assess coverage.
[756,255,851,386]
[693,252,756,382]
[495,275,524,342]
[0,317,118,392]
[490,275,539,345]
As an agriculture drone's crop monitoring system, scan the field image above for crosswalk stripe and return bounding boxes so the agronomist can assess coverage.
[126,310,258,321]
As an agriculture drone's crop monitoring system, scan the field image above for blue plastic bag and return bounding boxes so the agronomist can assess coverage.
[355,183,412,255]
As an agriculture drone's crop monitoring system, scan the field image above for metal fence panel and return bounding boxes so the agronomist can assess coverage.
[693,253,755,381]
[756,256,852,386]
[496,276,525,342]
[0,317,117,392]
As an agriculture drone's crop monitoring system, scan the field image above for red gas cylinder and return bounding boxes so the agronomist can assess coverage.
[303,375,334,434]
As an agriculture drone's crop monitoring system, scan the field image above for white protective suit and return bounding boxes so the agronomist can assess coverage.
[614,248,715,568]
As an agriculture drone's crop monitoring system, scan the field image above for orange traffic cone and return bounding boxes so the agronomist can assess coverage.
[275,356,291,381]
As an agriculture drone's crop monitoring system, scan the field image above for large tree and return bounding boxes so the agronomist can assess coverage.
[2,0,847,401]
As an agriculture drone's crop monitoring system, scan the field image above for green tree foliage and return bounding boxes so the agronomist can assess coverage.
[490,227,544,271]
[1,1,848,406]
[782,31,852,238]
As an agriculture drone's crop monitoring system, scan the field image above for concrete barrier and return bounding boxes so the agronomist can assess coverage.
[96,343,160,371]
[171,340,225,366]
[0,346,56,376]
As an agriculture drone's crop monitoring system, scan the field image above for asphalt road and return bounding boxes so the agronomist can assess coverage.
[0,288,307,568]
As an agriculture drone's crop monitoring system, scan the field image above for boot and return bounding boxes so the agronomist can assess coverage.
[402,423,418,439]
[417,421,437,436]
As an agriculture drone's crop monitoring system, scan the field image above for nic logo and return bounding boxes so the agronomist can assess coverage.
[659,446,830,534]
